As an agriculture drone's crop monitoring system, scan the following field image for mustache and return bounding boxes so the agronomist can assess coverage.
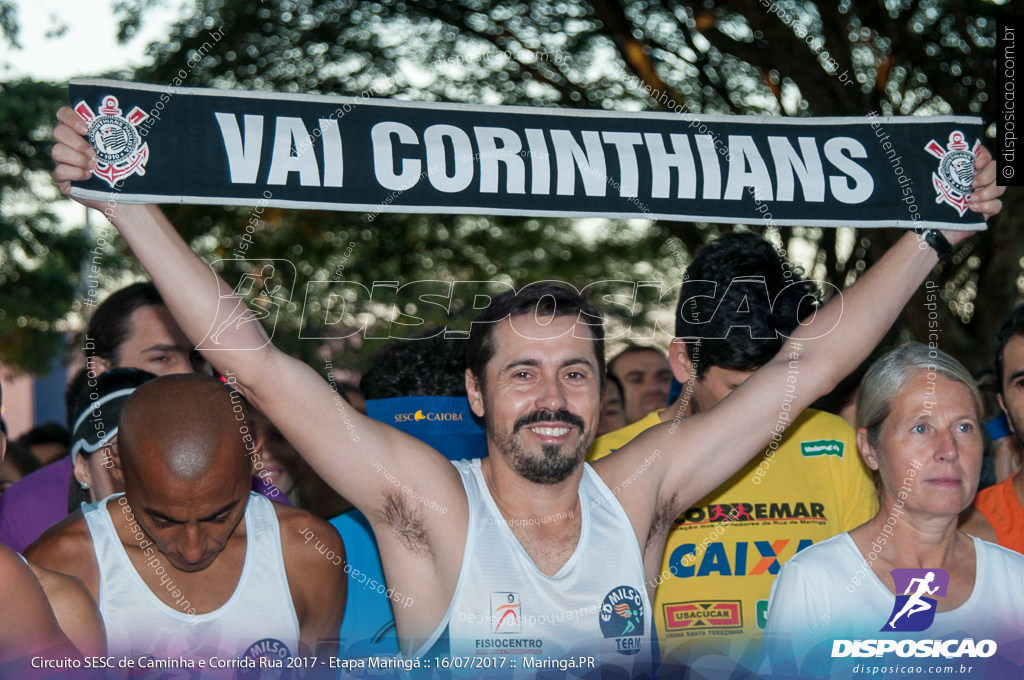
[514,409,586,433]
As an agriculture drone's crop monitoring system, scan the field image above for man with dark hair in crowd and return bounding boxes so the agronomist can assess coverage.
[28,374,346,667]
[598,372,627,436]
[0,282,200,552]
[361,330,471,399]
[0,382,106,672]
[53,108,1002,671]
[83,282,201,376]
[589,233,877,675]
[359,327,487,460]
[15,423,70,467]
[608,344,673,425]
[962,304,1024,554]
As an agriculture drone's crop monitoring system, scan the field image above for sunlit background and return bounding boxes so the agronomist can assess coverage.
[0,0,1018,438]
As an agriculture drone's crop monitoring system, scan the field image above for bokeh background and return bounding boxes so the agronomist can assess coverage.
[0,0,1020,435]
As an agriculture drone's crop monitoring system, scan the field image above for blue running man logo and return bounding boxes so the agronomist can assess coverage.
[881,568,949,632]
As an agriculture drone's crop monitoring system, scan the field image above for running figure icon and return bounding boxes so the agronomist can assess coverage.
[198,260,296,351]
[888,571,939,628]
[208,264,281,344]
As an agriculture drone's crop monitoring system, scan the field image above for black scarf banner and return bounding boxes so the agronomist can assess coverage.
[69,79,986,230]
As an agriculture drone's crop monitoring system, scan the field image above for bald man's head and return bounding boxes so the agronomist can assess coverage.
[119,374,251,485]
[116,374,255,572]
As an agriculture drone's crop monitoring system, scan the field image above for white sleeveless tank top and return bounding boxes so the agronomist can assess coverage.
[413,459,656,678]
[83,492,300,671]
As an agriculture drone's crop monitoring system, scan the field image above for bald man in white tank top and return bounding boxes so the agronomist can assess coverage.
[27,375,346,672]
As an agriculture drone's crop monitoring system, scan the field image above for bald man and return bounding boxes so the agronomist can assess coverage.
[27,374,346,669]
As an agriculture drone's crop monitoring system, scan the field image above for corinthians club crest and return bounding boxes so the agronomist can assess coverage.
[924,131,978,217]
[74,95,150,188]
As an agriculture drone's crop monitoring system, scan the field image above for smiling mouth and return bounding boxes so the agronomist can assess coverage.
[529,426,572,437]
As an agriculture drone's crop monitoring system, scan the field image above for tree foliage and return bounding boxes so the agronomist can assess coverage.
[0,77,90,373]
[3,0,1020,375]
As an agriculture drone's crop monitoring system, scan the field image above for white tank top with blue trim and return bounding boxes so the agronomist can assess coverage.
[413,459,656,678]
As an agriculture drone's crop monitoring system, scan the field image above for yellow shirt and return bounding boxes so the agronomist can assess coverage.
[587,410,664,461]
[588,408,877,670]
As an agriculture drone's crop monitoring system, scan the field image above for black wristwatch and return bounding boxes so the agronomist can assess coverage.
[913,228,954,260]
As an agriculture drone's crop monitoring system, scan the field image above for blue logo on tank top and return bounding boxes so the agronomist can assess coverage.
[600,586,644,655]
[236,638,295,679]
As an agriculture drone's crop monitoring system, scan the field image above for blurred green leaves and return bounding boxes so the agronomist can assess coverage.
[1,0,1018,375]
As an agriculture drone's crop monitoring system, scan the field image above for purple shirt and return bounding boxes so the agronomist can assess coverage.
[0,458,288,553]
[0,457,73,553]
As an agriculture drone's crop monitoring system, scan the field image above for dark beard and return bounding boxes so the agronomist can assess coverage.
[1006,408,1024,452]
[510,440,585,484]
[490,408,589,485]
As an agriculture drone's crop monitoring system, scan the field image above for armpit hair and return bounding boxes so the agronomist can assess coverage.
[380,491,433,558]
[645,492,679,554]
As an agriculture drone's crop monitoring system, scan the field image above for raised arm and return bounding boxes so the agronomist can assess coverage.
[53,107,469,647]
[53,107,463,517]
[598,146,1003,539]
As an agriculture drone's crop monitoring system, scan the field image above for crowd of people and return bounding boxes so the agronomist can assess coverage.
[0,106,1016,680]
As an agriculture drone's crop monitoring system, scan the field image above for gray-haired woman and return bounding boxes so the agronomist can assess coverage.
[762,343,1024,678]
